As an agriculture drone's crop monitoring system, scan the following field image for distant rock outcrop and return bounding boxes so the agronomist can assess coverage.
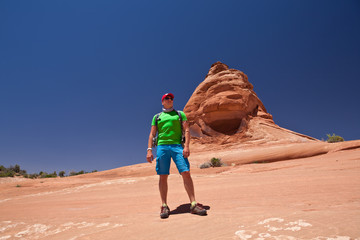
[184,62,317,149]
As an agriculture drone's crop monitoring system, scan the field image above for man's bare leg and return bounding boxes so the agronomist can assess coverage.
[159,174,168,205]
[181,171,195,203]
[181,171,207,215]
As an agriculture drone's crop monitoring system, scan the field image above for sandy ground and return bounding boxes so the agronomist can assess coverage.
[1,141,359,240]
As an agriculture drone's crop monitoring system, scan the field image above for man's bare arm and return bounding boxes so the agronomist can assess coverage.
[146,125,157,163]
[182,121,190,158]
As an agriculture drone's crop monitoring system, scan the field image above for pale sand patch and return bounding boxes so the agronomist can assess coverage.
[14,224,51,238]
[0,221,25,233]
[0,177,146,204]
[96,223,110,227]
[68,233,86,240]
[234,218,354,240]
[258,218,285,225]
[0,221,124,239]
[234,229,256,239]
[313,237,352,240]
[0,177,28,184]
[0,236,11,240]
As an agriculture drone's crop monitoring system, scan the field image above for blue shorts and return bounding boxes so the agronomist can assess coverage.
[156,144,190,175]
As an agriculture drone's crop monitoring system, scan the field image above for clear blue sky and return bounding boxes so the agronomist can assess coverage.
[1,0,359,174]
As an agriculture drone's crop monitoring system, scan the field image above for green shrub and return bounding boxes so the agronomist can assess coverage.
[0,171,15,177]
[210,157,222,167]
[59,171,66,177]
[69,170,86,176]
[0,165,97,178]
[10,164,21,173]
[326,133,344,143]
[28,173,39,179]
[40,171,57,178]
[0,164,23,178]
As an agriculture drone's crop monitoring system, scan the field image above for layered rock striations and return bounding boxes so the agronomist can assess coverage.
[184,62,317,149]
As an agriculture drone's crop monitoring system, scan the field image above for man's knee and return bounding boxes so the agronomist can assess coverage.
[159,174,168,181]
[181,171,191,178]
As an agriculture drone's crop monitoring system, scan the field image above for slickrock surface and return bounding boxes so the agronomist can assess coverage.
[1,140,360,240]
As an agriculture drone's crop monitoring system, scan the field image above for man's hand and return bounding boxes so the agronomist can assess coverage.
[183,146,190,159]
[146,151,154,163]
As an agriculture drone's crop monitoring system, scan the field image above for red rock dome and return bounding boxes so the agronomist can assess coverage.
[184,62,316,148]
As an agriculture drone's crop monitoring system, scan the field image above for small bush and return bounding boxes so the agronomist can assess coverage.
[0,165,19,177]
[210,157,222,167]
[69,170,86,176]
[200,157,226,169]
[10,164,21,173]
[40,171,57,178]
[0,165,97,178]
[326,133,344,143]
[28,173,39,179]
[59,171,66,177]
[0,171,15,177]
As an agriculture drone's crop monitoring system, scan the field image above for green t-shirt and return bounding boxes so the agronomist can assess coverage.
[152,110,187,145]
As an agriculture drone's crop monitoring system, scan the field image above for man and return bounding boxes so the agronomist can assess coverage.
[146,93,207,219]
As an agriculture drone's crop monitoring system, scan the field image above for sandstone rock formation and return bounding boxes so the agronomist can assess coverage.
[184,62,317,148]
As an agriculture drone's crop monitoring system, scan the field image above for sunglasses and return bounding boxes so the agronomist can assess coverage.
[165,97,173,100]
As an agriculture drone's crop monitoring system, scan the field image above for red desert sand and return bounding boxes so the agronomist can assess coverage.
[1,140,359,240]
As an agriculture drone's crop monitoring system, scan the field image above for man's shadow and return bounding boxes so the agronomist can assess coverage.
[169,203,210,215]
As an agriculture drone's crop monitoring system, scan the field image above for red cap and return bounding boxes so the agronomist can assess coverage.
[161,93,174,102]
